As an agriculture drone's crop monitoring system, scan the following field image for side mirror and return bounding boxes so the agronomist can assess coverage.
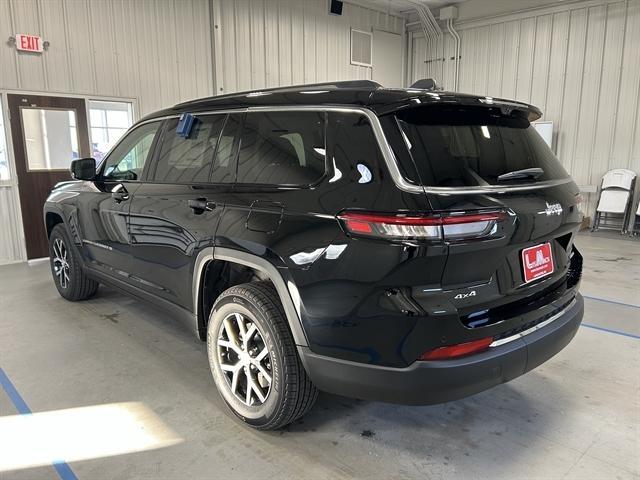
[70,158,96,181]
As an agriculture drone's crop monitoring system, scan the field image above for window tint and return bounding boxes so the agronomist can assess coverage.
[329,112,383,185]
[236,111,325,185]
[152,115,225,183]
[102,121,160,181]
[396,106,569,187]
[211,114,240,184]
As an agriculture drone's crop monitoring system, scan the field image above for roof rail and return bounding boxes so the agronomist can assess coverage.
[177,80,382,107]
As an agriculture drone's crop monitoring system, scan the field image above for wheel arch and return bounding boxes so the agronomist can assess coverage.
[45,210,64,238]
[194,247,309,347]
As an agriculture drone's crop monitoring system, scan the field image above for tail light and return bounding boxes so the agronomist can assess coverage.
[419,336,493,360]
[338,211,506,241]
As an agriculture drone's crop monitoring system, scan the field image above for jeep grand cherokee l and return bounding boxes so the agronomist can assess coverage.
[44,81,584,429]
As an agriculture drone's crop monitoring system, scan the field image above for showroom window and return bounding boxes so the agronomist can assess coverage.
[236,111,326,186]
[89,100,134,162]
[152,115,226,184]
[0,97,9,181]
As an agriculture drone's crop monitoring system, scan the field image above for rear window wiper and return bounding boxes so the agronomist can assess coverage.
[497,167,544,182]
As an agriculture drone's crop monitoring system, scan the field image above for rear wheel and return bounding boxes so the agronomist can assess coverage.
[48,224,98,301]
[207,282,317,430]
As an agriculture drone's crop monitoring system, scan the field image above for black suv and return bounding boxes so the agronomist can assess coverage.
[44,81,584,430]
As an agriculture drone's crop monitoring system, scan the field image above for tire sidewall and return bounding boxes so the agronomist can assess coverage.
[207,291,286,427]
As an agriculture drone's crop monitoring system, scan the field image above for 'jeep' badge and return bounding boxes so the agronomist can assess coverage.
[543,202,563,216]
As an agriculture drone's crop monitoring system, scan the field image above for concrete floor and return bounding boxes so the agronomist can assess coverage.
[0,232,638,479]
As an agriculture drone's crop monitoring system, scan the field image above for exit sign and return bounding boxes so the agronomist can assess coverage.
[15,34,43,53]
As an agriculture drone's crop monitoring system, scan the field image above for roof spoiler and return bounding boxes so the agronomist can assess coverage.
[409,78,438,91]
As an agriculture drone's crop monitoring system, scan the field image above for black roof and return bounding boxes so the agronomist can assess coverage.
[140,80,542,122]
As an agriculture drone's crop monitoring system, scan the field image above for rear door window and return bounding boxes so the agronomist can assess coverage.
[236,111,326,186]
[211,113,241,184]
[396,106,569,187]
[152,115,225,184]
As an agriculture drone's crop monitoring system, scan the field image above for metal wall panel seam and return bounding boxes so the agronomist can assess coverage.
[608,0,629,165]
[34,0,49,91]
[566,9,591,175]
[85,0,98,94]
[211,0,223,95]
[528,15,539,102]
[542,13,555,112]
[109,0,122,96]
[60,0,75,93]
[512,20,521,99]
[7,0,22,89]
[556,10,573,160]
[585,4,611,184]
[626,5,640,171]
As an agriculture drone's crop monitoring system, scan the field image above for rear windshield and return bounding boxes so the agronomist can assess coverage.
[396,106,569,187]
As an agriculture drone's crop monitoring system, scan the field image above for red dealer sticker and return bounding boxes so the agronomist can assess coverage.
[521,242,554,283]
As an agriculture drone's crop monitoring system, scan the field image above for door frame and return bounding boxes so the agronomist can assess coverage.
[0,89,139,262]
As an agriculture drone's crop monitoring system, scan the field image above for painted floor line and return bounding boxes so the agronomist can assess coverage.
[583,294,640,309]
[0,367,79,480]
[581,323,640,340]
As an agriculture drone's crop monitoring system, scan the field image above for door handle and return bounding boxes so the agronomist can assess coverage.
[111,184,129,203]
[188,198,216,213]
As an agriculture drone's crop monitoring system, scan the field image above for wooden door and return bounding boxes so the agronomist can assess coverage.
[8,94,91,259]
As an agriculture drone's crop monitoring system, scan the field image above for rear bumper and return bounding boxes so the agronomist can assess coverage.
[299,293,583,405]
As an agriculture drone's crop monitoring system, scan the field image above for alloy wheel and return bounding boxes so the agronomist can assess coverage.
[52,238,70,289]
[217,312,273,406]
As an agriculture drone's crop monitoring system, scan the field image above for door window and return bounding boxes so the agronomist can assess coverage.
[20,108,80,171]
[152,115,225,184]
[102,121,160,181]
[236,111,326,185]
[211,113,241,183]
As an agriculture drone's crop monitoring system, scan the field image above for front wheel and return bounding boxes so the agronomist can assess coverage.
[207,282,318,430]
[48,224,99,301]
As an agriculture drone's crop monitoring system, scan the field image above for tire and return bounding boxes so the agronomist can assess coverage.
[207,281,318,430]
[49,224,99,301]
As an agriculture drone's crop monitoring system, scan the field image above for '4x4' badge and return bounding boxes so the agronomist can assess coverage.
[454,291,476,300]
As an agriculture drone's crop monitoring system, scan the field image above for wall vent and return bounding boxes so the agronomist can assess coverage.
[350,29,372,67]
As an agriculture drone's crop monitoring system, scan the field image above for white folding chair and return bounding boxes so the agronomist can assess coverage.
[592,169,636,234]
[632,201,640,236]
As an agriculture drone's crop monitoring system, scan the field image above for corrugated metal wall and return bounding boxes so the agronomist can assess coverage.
[0,0,404,264]
[0,0,214,264]
[0,0,214,114]
[0,186,23,263]
[411,0,640,216]
[212,0,404,94]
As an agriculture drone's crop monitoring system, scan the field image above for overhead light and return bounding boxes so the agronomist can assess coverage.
[481,125,491,139]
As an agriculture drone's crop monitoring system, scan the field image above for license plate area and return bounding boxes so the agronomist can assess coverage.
[521,242,554,284]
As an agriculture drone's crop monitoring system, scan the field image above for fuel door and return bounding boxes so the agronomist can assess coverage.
[246,200,284,234]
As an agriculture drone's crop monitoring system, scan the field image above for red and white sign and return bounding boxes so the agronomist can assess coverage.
[521,242,554,283]
[15,34,43,53]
